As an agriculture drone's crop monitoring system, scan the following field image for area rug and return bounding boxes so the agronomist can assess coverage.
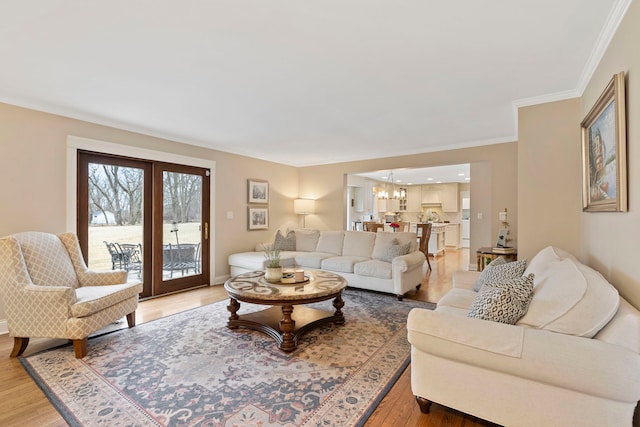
[21,289,435,427]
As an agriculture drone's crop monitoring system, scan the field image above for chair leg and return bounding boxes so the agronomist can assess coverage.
[73,338,88,358]
[126,312,136,328]
[10,337,29,357]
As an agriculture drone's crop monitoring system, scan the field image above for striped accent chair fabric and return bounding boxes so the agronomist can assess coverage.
[0,231,143,358]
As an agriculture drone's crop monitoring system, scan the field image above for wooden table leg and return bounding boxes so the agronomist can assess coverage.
[333,294,345,325]
[226,297,240,329]
[279,305,296,352]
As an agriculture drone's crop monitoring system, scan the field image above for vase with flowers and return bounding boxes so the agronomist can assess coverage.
[390,222,400,232]
[262,244,282,282]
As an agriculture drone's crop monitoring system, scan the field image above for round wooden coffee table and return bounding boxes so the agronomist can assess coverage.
[224,269,347,352]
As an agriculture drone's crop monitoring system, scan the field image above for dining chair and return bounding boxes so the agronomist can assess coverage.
[363,222,384,232]
[416,223,432,271]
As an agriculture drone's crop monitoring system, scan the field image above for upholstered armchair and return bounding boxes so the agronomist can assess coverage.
[0,232,143,358]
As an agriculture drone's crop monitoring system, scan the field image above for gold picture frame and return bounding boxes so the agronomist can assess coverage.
[581,71,627,212]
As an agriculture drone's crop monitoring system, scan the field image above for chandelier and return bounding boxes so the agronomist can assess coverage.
[377,171,406,200]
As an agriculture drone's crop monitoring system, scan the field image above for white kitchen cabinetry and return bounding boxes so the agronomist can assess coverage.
[421,186,442,204]
[406,186,422,212]
[353,187,364,212]
[428,224,446,257]
[364,180,375,213]
[445,224,460,248]
[441,183,459,212]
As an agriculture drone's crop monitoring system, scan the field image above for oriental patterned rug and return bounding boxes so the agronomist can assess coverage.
[21,289,434,427]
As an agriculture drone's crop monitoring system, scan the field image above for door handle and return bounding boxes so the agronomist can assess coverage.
[204,222,209,240]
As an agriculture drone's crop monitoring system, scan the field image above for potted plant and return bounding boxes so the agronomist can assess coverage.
[262,244,282,283]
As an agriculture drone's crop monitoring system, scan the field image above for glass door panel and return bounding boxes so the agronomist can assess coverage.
[154,163,210,295]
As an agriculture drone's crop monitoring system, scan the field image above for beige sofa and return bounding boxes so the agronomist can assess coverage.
[228,229,426,299]
[407,246,640,427]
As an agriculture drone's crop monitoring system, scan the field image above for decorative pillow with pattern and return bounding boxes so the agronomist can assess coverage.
[381,238,411,263]
[468,274,535,324]
[273,230,296,251]
[473,258,527,292]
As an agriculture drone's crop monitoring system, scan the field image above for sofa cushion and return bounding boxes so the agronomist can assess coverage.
[381,238,411,262]
[294,252,334,269]
[293,229,320,252]
[468,274,535,324]
[315,231,345,255]
[273,230,296,251]
[474,258,526,292]
[517,258,619,338]
[342,231,376,258]
[524,245,577,280]
[354,259,392,280]
[372,232,417,260]
[437,288,478,310]
[321,256,369,273]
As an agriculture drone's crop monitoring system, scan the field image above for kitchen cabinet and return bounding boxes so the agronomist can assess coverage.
[353,187,364,212]
[421,186,442,204]
[406,186,422,212]
[428,224,446,257]
[445,224,460,248]
[441,183,459,212]
[364,180,375,213]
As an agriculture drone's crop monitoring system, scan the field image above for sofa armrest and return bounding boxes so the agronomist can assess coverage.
[392,250,426,273]
[408,308,640,402]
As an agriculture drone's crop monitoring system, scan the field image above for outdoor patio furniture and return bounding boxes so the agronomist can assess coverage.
[104,241,142,277]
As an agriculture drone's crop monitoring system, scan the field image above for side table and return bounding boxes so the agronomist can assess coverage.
[476,247,518,271]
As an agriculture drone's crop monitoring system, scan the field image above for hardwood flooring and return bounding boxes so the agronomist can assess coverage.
[0,247,496,427]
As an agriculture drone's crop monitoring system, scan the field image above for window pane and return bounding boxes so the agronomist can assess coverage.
[87,163,144,282]
[162,171,202,280]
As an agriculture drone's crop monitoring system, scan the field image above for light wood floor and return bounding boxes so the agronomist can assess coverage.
[0,248,496,427]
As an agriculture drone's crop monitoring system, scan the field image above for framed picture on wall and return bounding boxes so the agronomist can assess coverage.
[581,71,627,212]
[248,207,269,230]
[248,179,269,204]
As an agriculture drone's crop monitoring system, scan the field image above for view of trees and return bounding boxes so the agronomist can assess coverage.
[88,164,202,225]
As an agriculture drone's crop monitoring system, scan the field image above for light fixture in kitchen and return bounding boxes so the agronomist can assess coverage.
[376,171,406,200]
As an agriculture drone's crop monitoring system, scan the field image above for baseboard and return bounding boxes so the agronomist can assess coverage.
[0,319,8,335]
[214,274,230,285]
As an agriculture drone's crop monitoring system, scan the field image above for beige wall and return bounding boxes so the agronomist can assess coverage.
[580,0,640,307]
[518,0,640,308]
[517,98,582,261]
[298,143,519,269]
[0,102,300,323]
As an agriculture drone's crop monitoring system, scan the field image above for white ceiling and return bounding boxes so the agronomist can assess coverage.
[354,164,470,185]
[0,1,630,166]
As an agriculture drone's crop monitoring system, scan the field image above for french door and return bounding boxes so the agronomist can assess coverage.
[77,151,210,298]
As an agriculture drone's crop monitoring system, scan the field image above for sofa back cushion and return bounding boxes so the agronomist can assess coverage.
[524,245,577,281]
[517,257,619,338]
[315,231,345,255]
[594,298,640,353]
[371,232,417,260]
[292,229,320,252]
[342,231,376,258]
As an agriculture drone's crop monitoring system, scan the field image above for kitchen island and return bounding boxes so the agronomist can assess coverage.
[428,223,446,257]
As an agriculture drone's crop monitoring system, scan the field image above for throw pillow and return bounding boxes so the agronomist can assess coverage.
[273,230,296,251]
[468,274,535,324]
[473,258,527,292]
[381,238,411,262]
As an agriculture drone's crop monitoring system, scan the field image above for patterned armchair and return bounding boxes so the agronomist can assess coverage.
[0,232,143,358]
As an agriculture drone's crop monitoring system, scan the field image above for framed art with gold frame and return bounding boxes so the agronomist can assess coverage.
[581,71,627,212]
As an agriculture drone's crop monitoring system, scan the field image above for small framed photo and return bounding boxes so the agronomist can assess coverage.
[248,179,269,204]
[248,207,269,230]
[581,71,627,212]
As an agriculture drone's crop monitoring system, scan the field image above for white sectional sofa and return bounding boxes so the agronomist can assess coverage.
[407,246,640,427]
[228,229,426,300]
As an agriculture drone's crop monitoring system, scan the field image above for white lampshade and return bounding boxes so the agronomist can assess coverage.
[294,199,315,214]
